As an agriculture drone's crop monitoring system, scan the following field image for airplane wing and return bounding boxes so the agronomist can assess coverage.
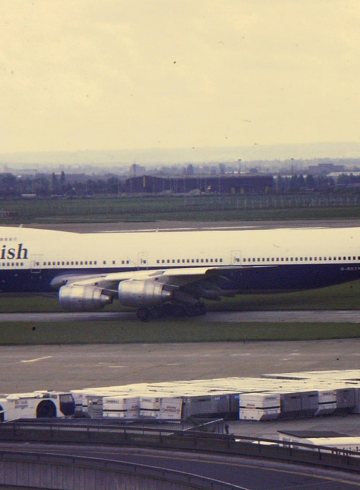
[51,266,239,309]
[52,267,225,291]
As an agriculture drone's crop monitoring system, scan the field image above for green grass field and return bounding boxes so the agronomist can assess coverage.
[1,321,360,345]
[2,195,360,224]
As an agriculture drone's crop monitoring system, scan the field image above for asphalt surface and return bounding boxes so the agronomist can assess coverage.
[28,218,360,232]
[2,443,360,490]
[1,310,360,323]
[0,339,359,394]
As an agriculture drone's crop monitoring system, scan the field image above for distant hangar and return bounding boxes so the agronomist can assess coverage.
[125,175,274,194]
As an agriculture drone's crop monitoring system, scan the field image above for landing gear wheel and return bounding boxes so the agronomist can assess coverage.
[197,302,207,316]
[160,303,173,318]
[185,302,207,317]
[172,305,187,317]
[137,307,150,322]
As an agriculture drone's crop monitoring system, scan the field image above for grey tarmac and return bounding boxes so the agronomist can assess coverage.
[27,218,360,232]
[0,338,357,394]
[0,310,359,322]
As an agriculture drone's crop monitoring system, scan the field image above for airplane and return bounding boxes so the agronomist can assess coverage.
[1,224,360,320]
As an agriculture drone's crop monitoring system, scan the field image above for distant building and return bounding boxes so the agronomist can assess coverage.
[125,175,273,194]
[307,163,345,175]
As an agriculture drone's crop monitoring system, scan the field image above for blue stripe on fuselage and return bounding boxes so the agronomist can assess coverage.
[1,263,360,294]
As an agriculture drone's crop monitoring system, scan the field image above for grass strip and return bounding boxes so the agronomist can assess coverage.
[2,195,360,224]
[1,321,360,345]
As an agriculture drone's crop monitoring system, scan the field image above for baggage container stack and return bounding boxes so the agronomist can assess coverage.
[67,370,360,422]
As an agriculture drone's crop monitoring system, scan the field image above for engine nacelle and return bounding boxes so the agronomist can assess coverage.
[59,285,113,312]
[118,280,172,307]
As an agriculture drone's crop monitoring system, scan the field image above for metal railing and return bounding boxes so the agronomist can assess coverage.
[0,419,360,473]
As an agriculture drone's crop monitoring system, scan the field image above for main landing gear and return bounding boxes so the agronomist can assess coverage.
[136,302,207,322]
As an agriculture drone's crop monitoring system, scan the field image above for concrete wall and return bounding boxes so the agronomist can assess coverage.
[0,452,230,490]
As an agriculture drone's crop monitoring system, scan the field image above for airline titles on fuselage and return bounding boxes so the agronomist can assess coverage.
[0,244,28,260]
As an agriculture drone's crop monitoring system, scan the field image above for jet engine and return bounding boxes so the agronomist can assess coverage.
[118,280,172,307]
[59,285,113,311]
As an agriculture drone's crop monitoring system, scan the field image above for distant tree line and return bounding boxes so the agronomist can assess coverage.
[0,171,360,198]
[0,172,125,198]
[276,173,360,192]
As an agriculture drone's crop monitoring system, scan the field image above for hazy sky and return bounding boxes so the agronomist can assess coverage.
[1,0,360,154]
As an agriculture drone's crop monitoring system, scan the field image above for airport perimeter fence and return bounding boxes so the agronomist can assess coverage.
[3,193,360,223]
[183,194,360,211]
[0,420,360,473]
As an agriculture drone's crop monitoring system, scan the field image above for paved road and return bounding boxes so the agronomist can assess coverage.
[2,443,360,490]
[0,310,359,322]
[206,310,360,323]
[29,218,360,233]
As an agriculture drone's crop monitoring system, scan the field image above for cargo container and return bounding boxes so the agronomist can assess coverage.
[103,396,140,419]
[239,393,280,421]
[335,388,355,413]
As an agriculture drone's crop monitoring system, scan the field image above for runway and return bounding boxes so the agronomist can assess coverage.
[0,310,359,322]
